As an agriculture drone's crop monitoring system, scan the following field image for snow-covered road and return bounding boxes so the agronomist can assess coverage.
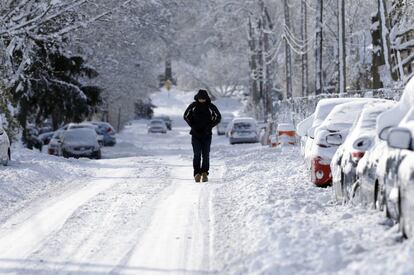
[1,90,414,274]
[0,120,222,274]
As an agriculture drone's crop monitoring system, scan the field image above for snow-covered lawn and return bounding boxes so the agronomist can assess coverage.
[0,89,414,274]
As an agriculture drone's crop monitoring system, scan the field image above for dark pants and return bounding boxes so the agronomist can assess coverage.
[192,135,212,176]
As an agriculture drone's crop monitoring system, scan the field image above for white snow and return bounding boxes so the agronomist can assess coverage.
[0,88,414,274]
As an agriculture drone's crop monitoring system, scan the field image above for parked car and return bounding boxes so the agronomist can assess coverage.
[48,130,65,156]
[273,123,296,146]
[23,125,42,151]
[374,78,414,223]
[355,133,390,210]
[38,131,55,145]
[331,101,395,203]
[154,115,172,130]
[148,119,168,134]
[62,123,104,146]
[387,117,414,238]
[383,108,414,225]
[309,99,376,187]
[303,98,360,169]
[91,121,117,146]
[297,113,314,156]
[0,126,11,166]
[217,115,234,136]
[61,128,101,159]
[228,117,259,145]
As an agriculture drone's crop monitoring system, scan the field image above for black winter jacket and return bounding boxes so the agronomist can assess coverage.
[183,96,221,138]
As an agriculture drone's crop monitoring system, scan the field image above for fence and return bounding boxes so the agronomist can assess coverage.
[273,88,404,127]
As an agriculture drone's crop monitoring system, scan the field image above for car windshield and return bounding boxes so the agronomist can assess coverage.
[234,122,254,130]
[64,130,96,143]
[151,121,164,125]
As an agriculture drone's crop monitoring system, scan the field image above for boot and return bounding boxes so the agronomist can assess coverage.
[201,172,208,182]
[194,174,201,183]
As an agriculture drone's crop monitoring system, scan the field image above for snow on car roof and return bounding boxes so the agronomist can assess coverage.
[297,113,314,136]
[377,77,414,133]
[320,99,380,130]
[311,98,368,128]
[232,117,257,123]
[345,101,396,145]
[278,123,295,131]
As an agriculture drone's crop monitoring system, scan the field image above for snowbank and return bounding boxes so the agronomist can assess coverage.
[211,145,412,274]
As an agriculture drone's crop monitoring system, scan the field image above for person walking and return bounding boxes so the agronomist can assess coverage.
[183,89,221,182]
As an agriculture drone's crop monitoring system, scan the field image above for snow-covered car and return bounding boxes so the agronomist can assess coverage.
[154,115,172,130]
[274,123,296,146]
[38,131,55,145]
[47,130,65,156]
[217,115,234,136]
[355,135,390,210]
[0,126,11,166]
[228,117,259,145]
[374,78,414,223]
[304,98,361,169]
[331,100,395,203]
[310,99,376,187]
[297,113,314,156]
[91,121,116,146]
[63,123,104,146]
[23,125,42,151]
[386,120,414,238]
[384,107,414,237]
[148,119,168,134]
[383,107,414,226]
[61,128,101,159]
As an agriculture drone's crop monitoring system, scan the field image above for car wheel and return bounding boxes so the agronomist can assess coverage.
[96,151,102,160]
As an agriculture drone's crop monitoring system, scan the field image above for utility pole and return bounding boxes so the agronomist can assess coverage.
[263,4,274,119]
[283,0,293,99]
[248,17,260,113]
[338,0,346,94]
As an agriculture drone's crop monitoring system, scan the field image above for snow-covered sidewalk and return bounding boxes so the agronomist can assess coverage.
[212,144,414,274]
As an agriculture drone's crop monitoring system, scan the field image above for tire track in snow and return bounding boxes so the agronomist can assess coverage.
[120,157,224,274]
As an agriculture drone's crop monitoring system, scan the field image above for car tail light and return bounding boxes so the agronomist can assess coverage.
[107,128,113,133]
[351,151,365,162]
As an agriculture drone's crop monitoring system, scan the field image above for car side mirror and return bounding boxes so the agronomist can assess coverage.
[326,133,343,146]
[387,127,411,150]
[379,127,391,141]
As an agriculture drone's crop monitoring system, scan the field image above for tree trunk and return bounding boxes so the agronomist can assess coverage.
[301,0,309,97]
[315,0,323,95]
[378,0,397,84]
[371,13,384,89]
